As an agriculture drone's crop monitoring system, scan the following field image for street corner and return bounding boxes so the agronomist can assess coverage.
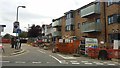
[2,49,27,57]
[11,49,26,56]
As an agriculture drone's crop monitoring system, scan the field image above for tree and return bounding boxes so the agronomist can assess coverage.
[19,31,28,38]
[3,33,12,39]
[28,24,42,38]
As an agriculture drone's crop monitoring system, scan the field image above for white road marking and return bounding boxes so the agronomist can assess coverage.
[70,61,78,63]
[93,62,99,63]
[46,62,50,63]
[84,63,93,65]
[72,62,80,64]
[38,50,46,54]
[49,55,68,64]
[60,60,68,64]
[107,64,116,65]
[113,62,119,64]
[57,54,76,59]
[103,62,108,63]
[2,50,29,57]
[32,61,41,64]
[95,63,104,65]
[15,61,26,64]
[0,61,10,63]
[81,61,88,63]
[49,55,62,63]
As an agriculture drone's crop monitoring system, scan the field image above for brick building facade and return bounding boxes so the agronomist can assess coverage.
[48,1,120,47]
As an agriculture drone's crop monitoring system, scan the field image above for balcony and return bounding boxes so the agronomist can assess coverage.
[66,18,74,25]
[45,28,52,36]
[81,22,101,33]
[52,31,61,37]
[80,3,100,18]
[52,20,61,27]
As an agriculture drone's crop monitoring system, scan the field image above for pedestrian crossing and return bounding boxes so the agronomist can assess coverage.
[1,60,119,66]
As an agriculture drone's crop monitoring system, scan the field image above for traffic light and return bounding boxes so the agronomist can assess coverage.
[13,21,20,33]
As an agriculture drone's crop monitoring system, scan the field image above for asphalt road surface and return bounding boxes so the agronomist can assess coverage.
[1,44,120,67]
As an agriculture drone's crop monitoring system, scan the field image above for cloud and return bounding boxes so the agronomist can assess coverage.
[0,0,95,36]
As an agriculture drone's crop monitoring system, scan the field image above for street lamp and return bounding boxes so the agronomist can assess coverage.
[16,6,26,21]
[14,6,26,36]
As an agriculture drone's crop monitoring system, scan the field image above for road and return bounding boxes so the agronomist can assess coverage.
[1,44,120,67]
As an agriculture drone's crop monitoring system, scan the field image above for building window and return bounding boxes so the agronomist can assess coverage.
[57,27,61,31]
[78,23,81,29]
[71,25,75,30]
[66,12,74,19]
[108,0,114,6]
[71,13,74,18]
[107,0,119,6]
[96,18,100,23]
[108,14,118,24]
[108,33,120,43]
[65,25,69,31]
[65,25,74,31]
[82,22,87,25]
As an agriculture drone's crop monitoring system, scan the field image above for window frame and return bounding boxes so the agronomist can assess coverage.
[65,25,75,31]
[96,18,100,23]
[108,14,119,24]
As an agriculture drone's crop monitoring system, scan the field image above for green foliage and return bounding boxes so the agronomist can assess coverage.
[19,31,28,38]
[3,33,12,39]
[28,24,42,38]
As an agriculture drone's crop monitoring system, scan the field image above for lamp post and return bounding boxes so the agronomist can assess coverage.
[14,6,26,36]
[16,6,26,21]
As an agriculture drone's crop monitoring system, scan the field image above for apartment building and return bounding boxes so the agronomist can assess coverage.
[105,1,120,46]
[42,24,52,43]
[52,18,62,42]
[51,0,120,47]
[79,2,104,46]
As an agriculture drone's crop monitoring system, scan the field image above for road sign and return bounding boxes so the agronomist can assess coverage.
[13,21,20,33]
[17,29,21,34]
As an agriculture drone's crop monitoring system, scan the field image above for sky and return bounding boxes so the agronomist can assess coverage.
[0,0,95,36]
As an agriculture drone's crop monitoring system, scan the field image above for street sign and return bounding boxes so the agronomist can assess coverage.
[13,21,20,33]
[17,29,21,34]
[0,25,6,32]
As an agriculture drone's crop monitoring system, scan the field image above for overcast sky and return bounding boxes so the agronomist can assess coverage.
[0,0,95,36]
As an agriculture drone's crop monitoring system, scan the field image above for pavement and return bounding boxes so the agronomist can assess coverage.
[1,43,26,57]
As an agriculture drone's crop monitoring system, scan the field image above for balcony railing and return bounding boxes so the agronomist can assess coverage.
[66,18,74,25]
[81,22,101,33]
[52,31,61,37]
[52,20,61,27]
[45,28,52,35]
[80,3,100,18]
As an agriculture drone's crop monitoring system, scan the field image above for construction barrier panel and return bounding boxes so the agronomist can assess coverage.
[106,49,114,59]
[2,38,11,43]
[56,40,80,54]
[88,48,114,59]
[87,48,99,58]
[113,49,120,59]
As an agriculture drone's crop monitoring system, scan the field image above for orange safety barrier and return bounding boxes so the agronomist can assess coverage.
[2,38,11,43]
[56,40,80,54]
[106,49,114,59]
[88,48,95,58]
[86,47,120,59]
[113,49,120,59]
[87,48,100,58]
